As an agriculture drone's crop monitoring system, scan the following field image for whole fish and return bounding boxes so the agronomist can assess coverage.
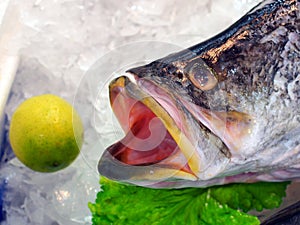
[98,0,300,189]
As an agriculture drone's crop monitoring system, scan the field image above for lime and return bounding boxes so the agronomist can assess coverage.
[9,94,84,172]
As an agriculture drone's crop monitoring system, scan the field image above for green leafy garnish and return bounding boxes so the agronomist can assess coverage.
[89,177,289,225]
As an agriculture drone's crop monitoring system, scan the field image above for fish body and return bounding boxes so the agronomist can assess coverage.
[98,0,300,188]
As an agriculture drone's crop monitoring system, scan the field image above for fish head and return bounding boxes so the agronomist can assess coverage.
[98,56,261,188]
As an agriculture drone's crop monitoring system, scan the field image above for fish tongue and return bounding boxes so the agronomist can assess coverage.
[110,107,177,166]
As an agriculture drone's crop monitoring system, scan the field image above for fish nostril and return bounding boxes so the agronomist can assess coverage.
[176,72,184,80]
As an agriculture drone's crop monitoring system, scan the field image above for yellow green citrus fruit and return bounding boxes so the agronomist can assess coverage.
[9,94,84,172]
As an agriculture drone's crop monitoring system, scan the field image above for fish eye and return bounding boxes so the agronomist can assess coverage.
[184,59,218,91]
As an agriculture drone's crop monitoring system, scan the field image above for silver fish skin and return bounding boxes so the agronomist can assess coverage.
[98,0,300,188]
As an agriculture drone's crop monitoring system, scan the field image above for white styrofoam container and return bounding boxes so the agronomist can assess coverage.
[0,0,20,143]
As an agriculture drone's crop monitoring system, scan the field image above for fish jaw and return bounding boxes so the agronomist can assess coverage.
[98,75,199,185]
[98,74,246,187]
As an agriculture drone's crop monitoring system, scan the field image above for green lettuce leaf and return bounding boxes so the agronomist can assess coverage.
[88,177,289,225]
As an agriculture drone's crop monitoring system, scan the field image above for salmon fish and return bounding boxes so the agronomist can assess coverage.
[98,0,300,188]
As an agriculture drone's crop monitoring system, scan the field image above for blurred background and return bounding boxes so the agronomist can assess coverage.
[0,0,261,224]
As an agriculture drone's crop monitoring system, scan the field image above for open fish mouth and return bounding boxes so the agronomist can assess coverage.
[98,72,254,187]
[98,75,201,184]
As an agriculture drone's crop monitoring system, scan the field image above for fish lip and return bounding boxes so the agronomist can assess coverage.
[98,74,201,185]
